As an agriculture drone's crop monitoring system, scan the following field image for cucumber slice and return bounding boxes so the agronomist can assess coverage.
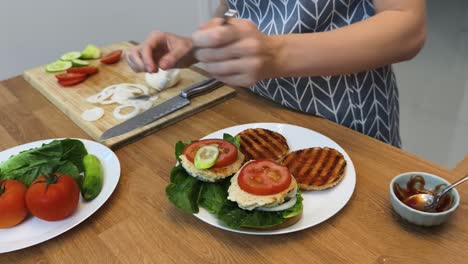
[194,146,220,169]
[72,59,90,67]
[80,44,101,59]
[60,51,82,61]
[45,60,73,73]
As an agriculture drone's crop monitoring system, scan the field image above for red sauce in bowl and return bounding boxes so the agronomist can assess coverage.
[393,175,453,212]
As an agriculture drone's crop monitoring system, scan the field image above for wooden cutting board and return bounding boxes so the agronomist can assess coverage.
[23,42,235,149]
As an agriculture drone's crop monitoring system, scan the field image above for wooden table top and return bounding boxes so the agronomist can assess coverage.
[0,74,467,264]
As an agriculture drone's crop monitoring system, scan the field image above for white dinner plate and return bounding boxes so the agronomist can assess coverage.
[0,139,120,253]
[193,123,356,235]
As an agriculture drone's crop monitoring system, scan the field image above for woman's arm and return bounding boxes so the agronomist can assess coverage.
[192,0,426,86]
[274,0,426,77]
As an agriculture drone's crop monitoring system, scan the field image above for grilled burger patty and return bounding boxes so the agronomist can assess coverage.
[281,147,347,190]
[236,128,289,162]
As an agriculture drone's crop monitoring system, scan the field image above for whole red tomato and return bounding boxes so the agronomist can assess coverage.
[0,180,28,229]
[26,173,80,221]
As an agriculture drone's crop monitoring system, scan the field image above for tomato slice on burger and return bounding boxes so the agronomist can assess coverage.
[238,160,292,195]
[183,139,238,168]
[67,66,99,75]
[100,50,123,64]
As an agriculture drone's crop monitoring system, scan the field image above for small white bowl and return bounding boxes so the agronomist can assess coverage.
[389,172,460,226]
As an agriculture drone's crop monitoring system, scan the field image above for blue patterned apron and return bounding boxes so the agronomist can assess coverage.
[226,0,401,147]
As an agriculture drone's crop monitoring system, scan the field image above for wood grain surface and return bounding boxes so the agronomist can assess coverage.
[453,156,468,176]
[23,42,235,149]
[0,74,467,264]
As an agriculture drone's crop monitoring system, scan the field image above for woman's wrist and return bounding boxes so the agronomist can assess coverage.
[265,35,288,79]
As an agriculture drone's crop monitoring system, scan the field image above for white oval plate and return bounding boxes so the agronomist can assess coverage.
[0,139,120,253]
[193,123,356,235]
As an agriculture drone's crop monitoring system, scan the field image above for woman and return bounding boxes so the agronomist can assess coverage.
[126,0,426,147]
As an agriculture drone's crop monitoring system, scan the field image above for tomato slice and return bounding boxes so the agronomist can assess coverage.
[100,50,122,64]
[67,66,99,75]
[58,76,87,87]
[183,139,238,168]
[55,73,87,81]
[238,160,292,195]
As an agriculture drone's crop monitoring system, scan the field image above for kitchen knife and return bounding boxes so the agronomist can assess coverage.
[99,78,224,141]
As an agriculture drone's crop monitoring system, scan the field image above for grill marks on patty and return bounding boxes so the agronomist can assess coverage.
[237,128,289,161]
[282,147,347,190]
[235,128,347,190]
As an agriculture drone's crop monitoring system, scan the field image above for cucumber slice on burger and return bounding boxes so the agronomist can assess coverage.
[194,146,219,169]
[45,60,73,73]
[60,51,82,61]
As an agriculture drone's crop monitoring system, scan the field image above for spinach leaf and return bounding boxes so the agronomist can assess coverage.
[56,161,81,184]
[175,141,189,162]
[0,140,62,174]
[281,189,303,218]
[60,139,88,172]
[217,201,250,229]
[166,165,202,214]
[0,139,87,186]
[216,188,303,229]
[223,133,240,150]
[217,201,285,229]
[199,180,229,214]
[240,211,284,228]
[2,160,80,186]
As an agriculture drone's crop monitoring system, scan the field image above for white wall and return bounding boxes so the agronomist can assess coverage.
[0,0,218,79]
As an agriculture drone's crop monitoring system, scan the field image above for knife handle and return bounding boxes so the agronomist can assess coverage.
[181,78,223,98]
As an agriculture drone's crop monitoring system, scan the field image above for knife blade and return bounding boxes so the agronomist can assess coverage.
[99,78,223,141]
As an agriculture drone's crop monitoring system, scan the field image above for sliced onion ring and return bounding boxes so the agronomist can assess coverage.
[81,107,104,121]
[256,188,298,212]
[113,104,139,120]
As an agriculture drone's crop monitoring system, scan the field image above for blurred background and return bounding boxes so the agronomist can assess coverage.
[1,0,466,169]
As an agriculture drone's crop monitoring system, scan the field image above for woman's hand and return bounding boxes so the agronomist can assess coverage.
[192,18,283,87]
[125,31,195,73]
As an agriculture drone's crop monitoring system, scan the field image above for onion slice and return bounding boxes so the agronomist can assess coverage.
[113,104,139,120]
[81,107,104,121]
[256,188,298,212]
[86,83,156,120]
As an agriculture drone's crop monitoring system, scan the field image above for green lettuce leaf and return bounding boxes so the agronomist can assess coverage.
[166,165,202,214]
[216,187,303,229]
[60,139,88,172]
[281,188,303,218]
[223,133,241,150]
[175,141,189,162]
[198,180,230,214]
[0,139,87,186]
[56,161,81,184]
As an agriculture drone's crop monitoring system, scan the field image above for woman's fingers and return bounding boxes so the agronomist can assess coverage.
[204,57,261,76]
[160,39,193,69]
[192,19,242,48]
[198,17,224,30]
[212,73,256,87]
[204,59,243,76]
[195,38,262,62]
[141,31,167,72]
[124,47,146,72]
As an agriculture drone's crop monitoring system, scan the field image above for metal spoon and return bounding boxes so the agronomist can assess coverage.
[404,174,468,212]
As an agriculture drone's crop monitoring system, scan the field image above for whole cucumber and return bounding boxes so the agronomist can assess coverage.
[81,154,103,201]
